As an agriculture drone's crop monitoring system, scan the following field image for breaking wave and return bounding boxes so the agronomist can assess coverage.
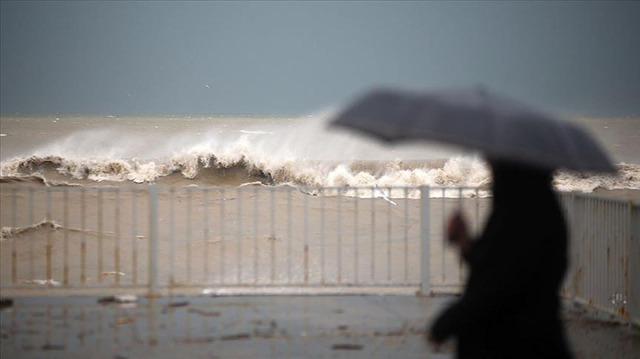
[0,152,489,188]
[0,118,638,196]
[1,151,638,196]
[553,163,640,193]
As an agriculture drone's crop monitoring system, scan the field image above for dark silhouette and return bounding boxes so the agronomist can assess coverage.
[428,160,573,358]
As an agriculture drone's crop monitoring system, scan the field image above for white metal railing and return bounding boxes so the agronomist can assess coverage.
[559,193,639,325]
[0,184,637,324]
[631,205,640,326]
[0,185,483,292]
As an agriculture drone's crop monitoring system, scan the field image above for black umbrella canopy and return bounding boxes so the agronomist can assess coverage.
[330,88,617,173]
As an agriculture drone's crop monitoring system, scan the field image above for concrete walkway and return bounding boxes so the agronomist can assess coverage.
[1,295,638,358]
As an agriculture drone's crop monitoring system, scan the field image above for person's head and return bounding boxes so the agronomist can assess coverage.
[486,157,553,199]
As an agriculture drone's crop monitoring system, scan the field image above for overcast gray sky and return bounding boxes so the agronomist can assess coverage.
[1,1,639,116]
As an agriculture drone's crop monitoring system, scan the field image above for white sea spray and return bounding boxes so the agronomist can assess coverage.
[0,115,637,197]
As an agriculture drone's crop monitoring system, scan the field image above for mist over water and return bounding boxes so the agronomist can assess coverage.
[0,114,638,197]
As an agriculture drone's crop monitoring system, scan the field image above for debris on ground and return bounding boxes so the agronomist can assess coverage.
[97,295,138,304]
[0,298,13,310]
[41,343,65,351]
[188,308,220,317]
[332,343,363,350]
[220,333,251,341]
[115,317,135,325]
[164,301,189,309]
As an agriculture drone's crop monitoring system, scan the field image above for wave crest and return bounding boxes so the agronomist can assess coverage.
[2,151,639,196]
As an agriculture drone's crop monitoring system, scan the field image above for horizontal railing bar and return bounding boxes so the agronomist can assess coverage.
[0,284,150,290]
[0,183,637,203]
[0,183,481,192]
[0,283,422,290]
[172,283,422,288]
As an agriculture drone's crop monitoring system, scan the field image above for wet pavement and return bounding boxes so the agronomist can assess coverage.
[1,294,638,358]
[0,295,455,359]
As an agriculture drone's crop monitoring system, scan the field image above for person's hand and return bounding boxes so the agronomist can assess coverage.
[427,331,440,344]
[447,212,470,254]
[426,330,452,353]
[425,330,442,350]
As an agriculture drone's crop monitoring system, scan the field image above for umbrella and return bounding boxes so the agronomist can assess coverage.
[330,87,616,173]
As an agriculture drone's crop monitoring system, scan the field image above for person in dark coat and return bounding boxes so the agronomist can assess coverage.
[428,160,573,358]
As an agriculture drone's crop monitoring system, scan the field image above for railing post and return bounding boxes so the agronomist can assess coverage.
[420,186,431,296]
[148,185,159,297]
[629,203,640,327]
[567,192,576,299]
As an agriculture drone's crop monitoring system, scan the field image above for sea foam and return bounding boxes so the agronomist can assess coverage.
[0,116,638,196]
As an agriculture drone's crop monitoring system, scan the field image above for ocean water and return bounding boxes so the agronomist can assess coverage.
[0,114,638,197]
[0,114,638,288]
